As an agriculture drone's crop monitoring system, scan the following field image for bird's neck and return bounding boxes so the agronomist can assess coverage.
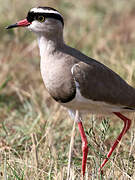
[37,31,64,58]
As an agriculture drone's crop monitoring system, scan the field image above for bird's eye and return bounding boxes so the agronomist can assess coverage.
[37,15,45,22]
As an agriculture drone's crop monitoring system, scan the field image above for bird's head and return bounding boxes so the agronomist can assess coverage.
[6,7,64,36]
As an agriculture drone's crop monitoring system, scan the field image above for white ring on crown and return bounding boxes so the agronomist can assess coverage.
[30,8,62,16]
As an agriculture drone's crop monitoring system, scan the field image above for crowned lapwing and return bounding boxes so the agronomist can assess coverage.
[7,7,134,177]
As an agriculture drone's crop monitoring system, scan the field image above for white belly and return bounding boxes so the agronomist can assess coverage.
[61,86,132,114]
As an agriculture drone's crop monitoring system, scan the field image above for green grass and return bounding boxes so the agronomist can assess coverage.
[0,0,135,179]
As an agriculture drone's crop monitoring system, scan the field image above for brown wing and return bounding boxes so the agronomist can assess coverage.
[72,61,135,108]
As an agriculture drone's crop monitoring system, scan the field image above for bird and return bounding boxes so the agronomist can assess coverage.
[6,6,134,177]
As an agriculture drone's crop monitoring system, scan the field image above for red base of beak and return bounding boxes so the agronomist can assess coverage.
[17,19,31,27]
[6,19,30,29]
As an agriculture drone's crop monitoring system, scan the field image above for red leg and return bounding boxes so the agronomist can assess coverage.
[99,112,131,172]
[78,121,88,177]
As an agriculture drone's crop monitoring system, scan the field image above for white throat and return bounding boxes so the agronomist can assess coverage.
[38,36,54,58]
[37,32,64,59]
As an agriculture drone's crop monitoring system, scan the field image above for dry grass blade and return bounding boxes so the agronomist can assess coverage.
[67,120,76,180]
[31,133,39,171]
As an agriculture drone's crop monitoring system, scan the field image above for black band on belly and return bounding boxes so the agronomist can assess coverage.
[52,89,76,103]
[123,107,134,110]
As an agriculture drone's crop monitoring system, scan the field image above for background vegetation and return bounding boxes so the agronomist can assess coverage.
[0,0,135,179]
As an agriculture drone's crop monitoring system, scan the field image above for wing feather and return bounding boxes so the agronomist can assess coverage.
[71,62,135,108]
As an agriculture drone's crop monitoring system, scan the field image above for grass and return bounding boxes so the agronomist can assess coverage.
[0,0,135,179]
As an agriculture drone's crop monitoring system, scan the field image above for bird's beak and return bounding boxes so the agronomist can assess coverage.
[6,19,31,29]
